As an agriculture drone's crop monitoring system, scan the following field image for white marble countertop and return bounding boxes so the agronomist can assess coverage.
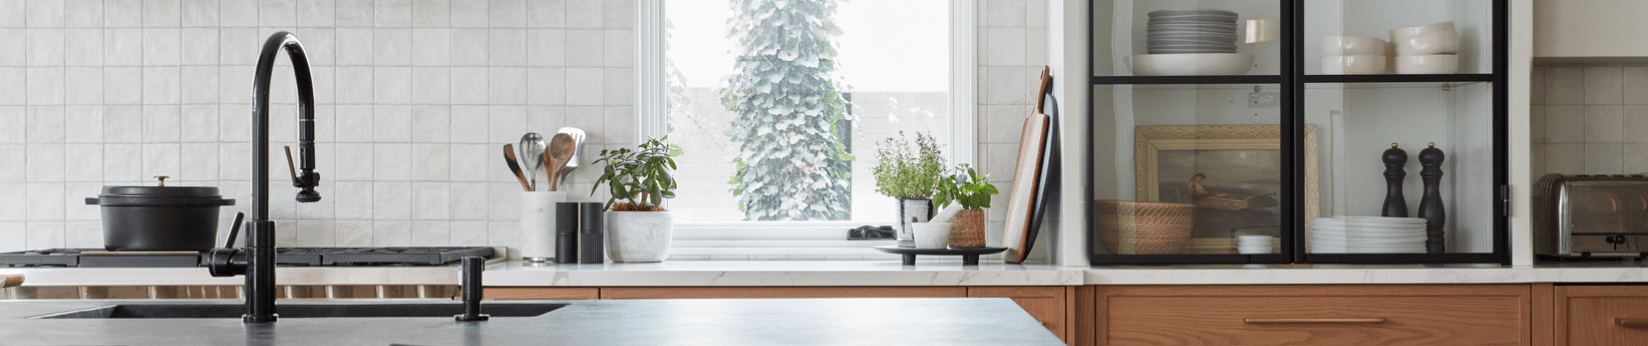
[6,260,1648,287]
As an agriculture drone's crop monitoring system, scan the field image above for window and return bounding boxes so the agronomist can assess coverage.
[639,0,974,257]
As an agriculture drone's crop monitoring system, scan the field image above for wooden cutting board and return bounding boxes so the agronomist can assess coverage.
[1003,67,1054,263]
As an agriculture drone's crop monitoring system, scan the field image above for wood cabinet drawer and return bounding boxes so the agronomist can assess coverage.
[1098,285,1529,346]
[1556,286,1648,346]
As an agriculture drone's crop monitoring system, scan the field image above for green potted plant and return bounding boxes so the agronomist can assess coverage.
[591,137,683,263]
[872,132,945,247]
[935,164,999,248]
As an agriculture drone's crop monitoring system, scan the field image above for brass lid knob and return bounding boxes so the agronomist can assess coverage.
[154,176,169,187]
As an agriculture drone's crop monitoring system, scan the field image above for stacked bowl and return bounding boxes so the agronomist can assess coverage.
[1321,36,1387,74]
[1132,10,1254,76]
[1310,216,1427,253]
[1391,22,1459,74]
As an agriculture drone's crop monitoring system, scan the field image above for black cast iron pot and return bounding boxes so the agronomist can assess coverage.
[85,177,236,251]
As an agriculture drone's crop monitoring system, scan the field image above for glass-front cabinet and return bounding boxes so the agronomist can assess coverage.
[1088,0,1507,264]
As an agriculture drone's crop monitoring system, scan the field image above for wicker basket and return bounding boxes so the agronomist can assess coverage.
[949,209,987,248]
[1094,199,1196,254]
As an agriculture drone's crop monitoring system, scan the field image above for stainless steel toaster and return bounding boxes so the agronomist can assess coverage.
[1533,173,1648,258]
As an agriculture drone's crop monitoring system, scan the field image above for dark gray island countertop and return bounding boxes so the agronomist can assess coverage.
[0,298,1062,345]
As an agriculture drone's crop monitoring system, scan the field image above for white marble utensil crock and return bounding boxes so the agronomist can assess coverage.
[521,191,568,261]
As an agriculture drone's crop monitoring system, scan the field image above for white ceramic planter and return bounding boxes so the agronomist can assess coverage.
[605,211,673,263]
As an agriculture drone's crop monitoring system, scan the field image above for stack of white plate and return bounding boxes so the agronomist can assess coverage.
[1310,216,1427,253]
[1146,10,1239,54]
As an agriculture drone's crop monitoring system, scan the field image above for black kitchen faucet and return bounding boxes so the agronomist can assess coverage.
[205,31,323,323]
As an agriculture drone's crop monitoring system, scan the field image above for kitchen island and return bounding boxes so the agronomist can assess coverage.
[0,297,1062,345]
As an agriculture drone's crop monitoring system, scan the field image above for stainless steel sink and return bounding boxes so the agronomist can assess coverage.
[30,302,567,319]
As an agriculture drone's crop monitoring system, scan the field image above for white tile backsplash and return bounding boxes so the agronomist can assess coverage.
[1537,64,1648,177]
[3,0,1043,255]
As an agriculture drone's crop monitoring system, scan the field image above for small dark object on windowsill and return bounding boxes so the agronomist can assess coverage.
[848,225,896,240]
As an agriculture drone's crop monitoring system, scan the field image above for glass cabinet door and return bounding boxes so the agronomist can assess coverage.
[1092,0,1285,79]
[1302,82,1503,262]
[1091,84,1293,263]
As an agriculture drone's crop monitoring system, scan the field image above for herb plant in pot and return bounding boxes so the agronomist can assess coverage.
[936,164,999,248]
[592,137,683,263]
[873,132,945,247]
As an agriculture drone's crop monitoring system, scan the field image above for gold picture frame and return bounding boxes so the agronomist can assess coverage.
[1134,124,1318,254]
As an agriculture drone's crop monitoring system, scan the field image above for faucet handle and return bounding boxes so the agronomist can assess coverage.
[283,146,301,187]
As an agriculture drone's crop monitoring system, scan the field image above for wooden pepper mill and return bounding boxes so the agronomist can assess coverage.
[1381,143,1408,217]
[1417,142,1446,253]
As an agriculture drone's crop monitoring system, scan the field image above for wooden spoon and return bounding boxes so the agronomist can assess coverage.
[503,144,533,191]
[543,133,577,192]
[1,274,22,288]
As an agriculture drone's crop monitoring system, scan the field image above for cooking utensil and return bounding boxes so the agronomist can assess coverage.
[556,127,586,182]
[544,133,577,192]
[518,133,547,191]
[1,274,21,288]
[503,144,533,191]
[83,176,237,251]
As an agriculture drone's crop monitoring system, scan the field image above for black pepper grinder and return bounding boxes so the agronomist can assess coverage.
[1417,142,1446,253]
[1381,143,1409,217]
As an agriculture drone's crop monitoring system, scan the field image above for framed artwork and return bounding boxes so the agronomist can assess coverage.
[1134,124,1318,254]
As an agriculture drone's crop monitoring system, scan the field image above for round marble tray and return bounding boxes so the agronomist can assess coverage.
[874,246,1008,266]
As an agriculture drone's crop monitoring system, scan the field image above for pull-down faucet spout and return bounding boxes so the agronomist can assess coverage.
[205,31,322,324]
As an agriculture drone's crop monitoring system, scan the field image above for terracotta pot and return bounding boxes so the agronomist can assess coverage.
[949,209,986,248]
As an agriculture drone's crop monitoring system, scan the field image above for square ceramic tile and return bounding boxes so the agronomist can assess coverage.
[336,66,374,103]
[564,67,601,105]
[62,106,100,143]
[564,29,603,67]
[64,0,101,27]
[527,0,562,28]
[602,68,629,106]
[1546,143,1585,174]
[1585,105,1624,143]
[373,28,411,65]
[24,0,63,28]
[333,143,375,180]
[179,142,216,180]
[333,181,373,218]
[986,0,1027,28]
[0,69,19,105]
[1585,66,1624,105]
[142,0,181,27]
[449,182,487,219]
[412,0,449,26]
[450,28,488,66]
[488,67,526,104]
[604,106,633,145]
[412,144,450,181]
[102,105,141,143]
[337,0,374,27]
[215,28,256,65]
[100,144,140,181]
[1530,67,1546,105]
[489,29,526,66]
[64,67,103,105]
[25,67,64,105]
[140,66,180,104]
[411,28,450,66]
[450,0,487,28]
[61,29,102,67]
[0,29,22,66]
[1545,105,1584,143]
[489,0,526,27]
[1530,105,1546,144]
[335,28,374,65]
[63,221,99,247]
[141,143,180,179]
[1626,67,1648,105]
[412,66,451,104]
[0,145,22,181]
[259,0,297,27]
[1547,67,1585,105]
[411,105,451,141]
[374,66,411,104]
[528,29,564,67]
[103,28,142,66]
[26,106,64,143]
[180,66,218,103]
[103,0,142,27]
[411,181,450,218]
[1586,143,1624,174]
[449,144,487,182]
[295,220,336,247]
[25,222,64,249]
[100,67,140,104]
[295,0,335,26]
[449,220,485,244]
[524,106,563,134]
[141,28,180,65]
[603,29,631,67]
[564,0,599,28]
[180,0,218,27]
[985,66,1027,105]
[450,66,487,104]
[217,104,250,141]
[562,106,602,144]
[374,0,412,27]
[180,28,217,65]
[602,0,629,28]
[1626,144,1648,174]
[527,67,564,105]
[216,142,248,180]
[1628,105,1648,143]
[374,105,411,142]
[486,183,518,220]
[24,144,62,182]
[411,220,450,245]
[373,181,411,219]
[334,220,373,246]
[180,104,217,142]
[487,105,525,145]
[448,105,488,142]
[142,105,181,142]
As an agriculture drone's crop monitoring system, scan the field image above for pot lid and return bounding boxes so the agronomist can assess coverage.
[100,176,222,197]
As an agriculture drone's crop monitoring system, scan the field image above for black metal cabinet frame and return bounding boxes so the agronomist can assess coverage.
[1085,0,1510,265]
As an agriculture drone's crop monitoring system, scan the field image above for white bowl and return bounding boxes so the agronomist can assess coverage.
[1321,55,1386,75]
[1395,31,1459,56]
[1132,54,1255,76]
[1321,36,1387,56]
[1237,247,1273,254]
[1395,55,1459,74]
[1390,22,1456,43]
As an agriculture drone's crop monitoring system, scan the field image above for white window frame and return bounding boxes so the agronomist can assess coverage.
[636,0,976,258]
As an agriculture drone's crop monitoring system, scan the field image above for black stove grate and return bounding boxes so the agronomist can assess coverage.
[0,247,495,268]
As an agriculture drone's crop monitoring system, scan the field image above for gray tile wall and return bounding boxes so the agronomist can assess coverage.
[1529,66,1648,179]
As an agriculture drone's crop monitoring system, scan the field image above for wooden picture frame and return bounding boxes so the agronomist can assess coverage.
[1133,124,1318,254]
